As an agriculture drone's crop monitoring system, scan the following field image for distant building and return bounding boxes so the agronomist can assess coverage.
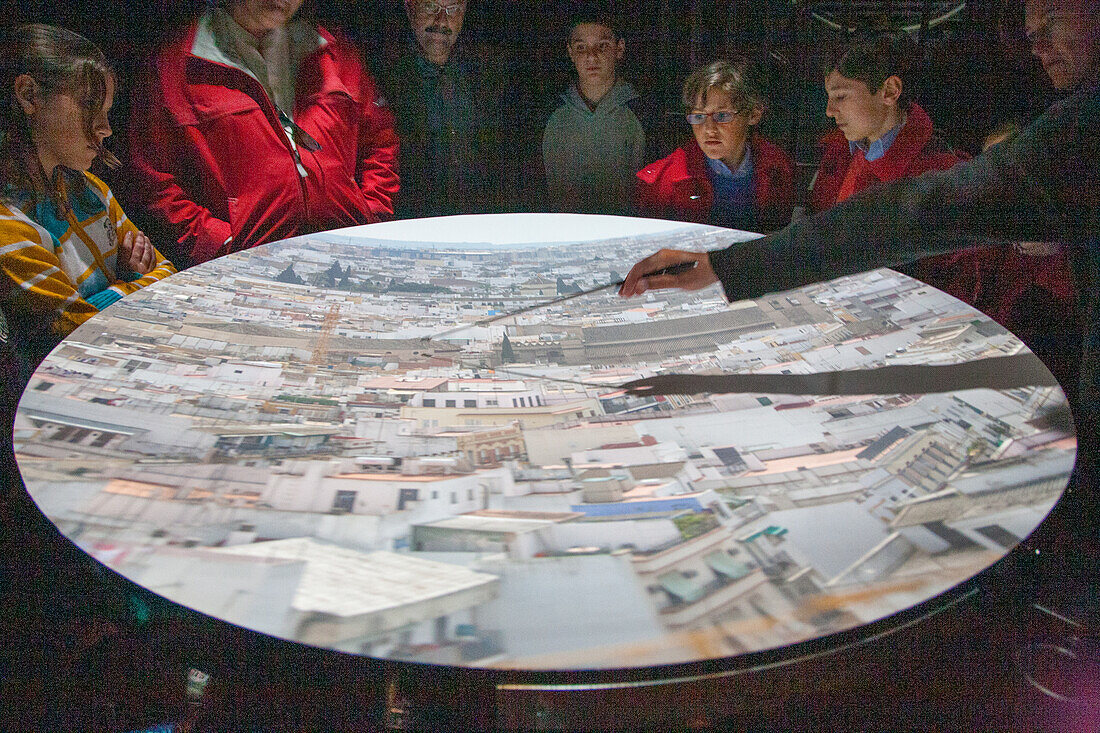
[569,488,728,519]
[861,426,968,494]
[754,291,834,328]
[736,501,916,595]
[412,510,582,557]
[890,449,1072,531]
[201,424,341,458]
[210,360,284,386]
[579,306,779,364]
[436,423,527,466]
[16,390,216,457]
[260,397,342,421]
[407,379,542,410]
[262,463,486,519]
[401,398,604,430]
[518,275,556,297]
[629,523,803,654]
[523,422,643,466]
[359,376,449,403]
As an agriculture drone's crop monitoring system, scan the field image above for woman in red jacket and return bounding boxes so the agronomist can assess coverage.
[636,61,793,233]
[126,0,399,268]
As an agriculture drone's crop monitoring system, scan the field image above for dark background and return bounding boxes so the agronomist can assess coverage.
[0,1,1087,731]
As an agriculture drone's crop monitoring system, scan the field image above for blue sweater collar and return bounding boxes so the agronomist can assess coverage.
[849,117,904,162]
[705,146,753,179]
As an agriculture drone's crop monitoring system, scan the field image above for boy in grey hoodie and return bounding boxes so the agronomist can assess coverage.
[541,11,649,215]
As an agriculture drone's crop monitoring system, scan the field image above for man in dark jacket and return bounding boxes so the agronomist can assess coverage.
[619,0,1100,509]
[382,0,514,218]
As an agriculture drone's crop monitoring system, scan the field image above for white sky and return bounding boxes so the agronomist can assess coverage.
[319,213,698,247]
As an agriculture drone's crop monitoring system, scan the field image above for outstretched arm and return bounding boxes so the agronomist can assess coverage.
[621,86,1097,303]
[618,248,718,297]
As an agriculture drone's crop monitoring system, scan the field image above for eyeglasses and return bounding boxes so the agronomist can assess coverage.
[1025,11,1090,47]
[686,110,744,125]
[412,0,465,17]
[568,40,617,56]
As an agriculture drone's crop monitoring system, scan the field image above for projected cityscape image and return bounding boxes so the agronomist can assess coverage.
[15,214,1073,669]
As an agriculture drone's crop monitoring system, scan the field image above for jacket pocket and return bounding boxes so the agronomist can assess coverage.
[298,89,358,154]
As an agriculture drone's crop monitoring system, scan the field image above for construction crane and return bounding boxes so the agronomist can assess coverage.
[310,302,342,365]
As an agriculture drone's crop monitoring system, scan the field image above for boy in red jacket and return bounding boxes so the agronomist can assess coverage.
[814,33,1078,385]
[810,32,988,305]
[810,32,1078,387]
[635,60,794,233]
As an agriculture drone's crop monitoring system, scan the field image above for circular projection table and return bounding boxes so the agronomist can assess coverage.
[15,214,1073,676]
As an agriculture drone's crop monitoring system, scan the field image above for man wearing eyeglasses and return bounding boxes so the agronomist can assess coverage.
[620,0,1100,520]
[541,10,655,215]
[382,0,515,218]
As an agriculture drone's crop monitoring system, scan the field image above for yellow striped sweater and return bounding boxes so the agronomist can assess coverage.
[0,172,176,344]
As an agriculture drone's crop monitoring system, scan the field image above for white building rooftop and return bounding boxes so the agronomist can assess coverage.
[214,537,497,617]
[418,515,560,534]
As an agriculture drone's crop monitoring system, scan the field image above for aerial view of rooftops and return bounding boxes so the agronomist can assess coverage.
[14,214,1074,670]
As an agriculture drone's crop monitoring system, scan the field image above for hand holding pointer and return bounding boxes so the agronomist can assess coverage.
[618,249,718,297]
